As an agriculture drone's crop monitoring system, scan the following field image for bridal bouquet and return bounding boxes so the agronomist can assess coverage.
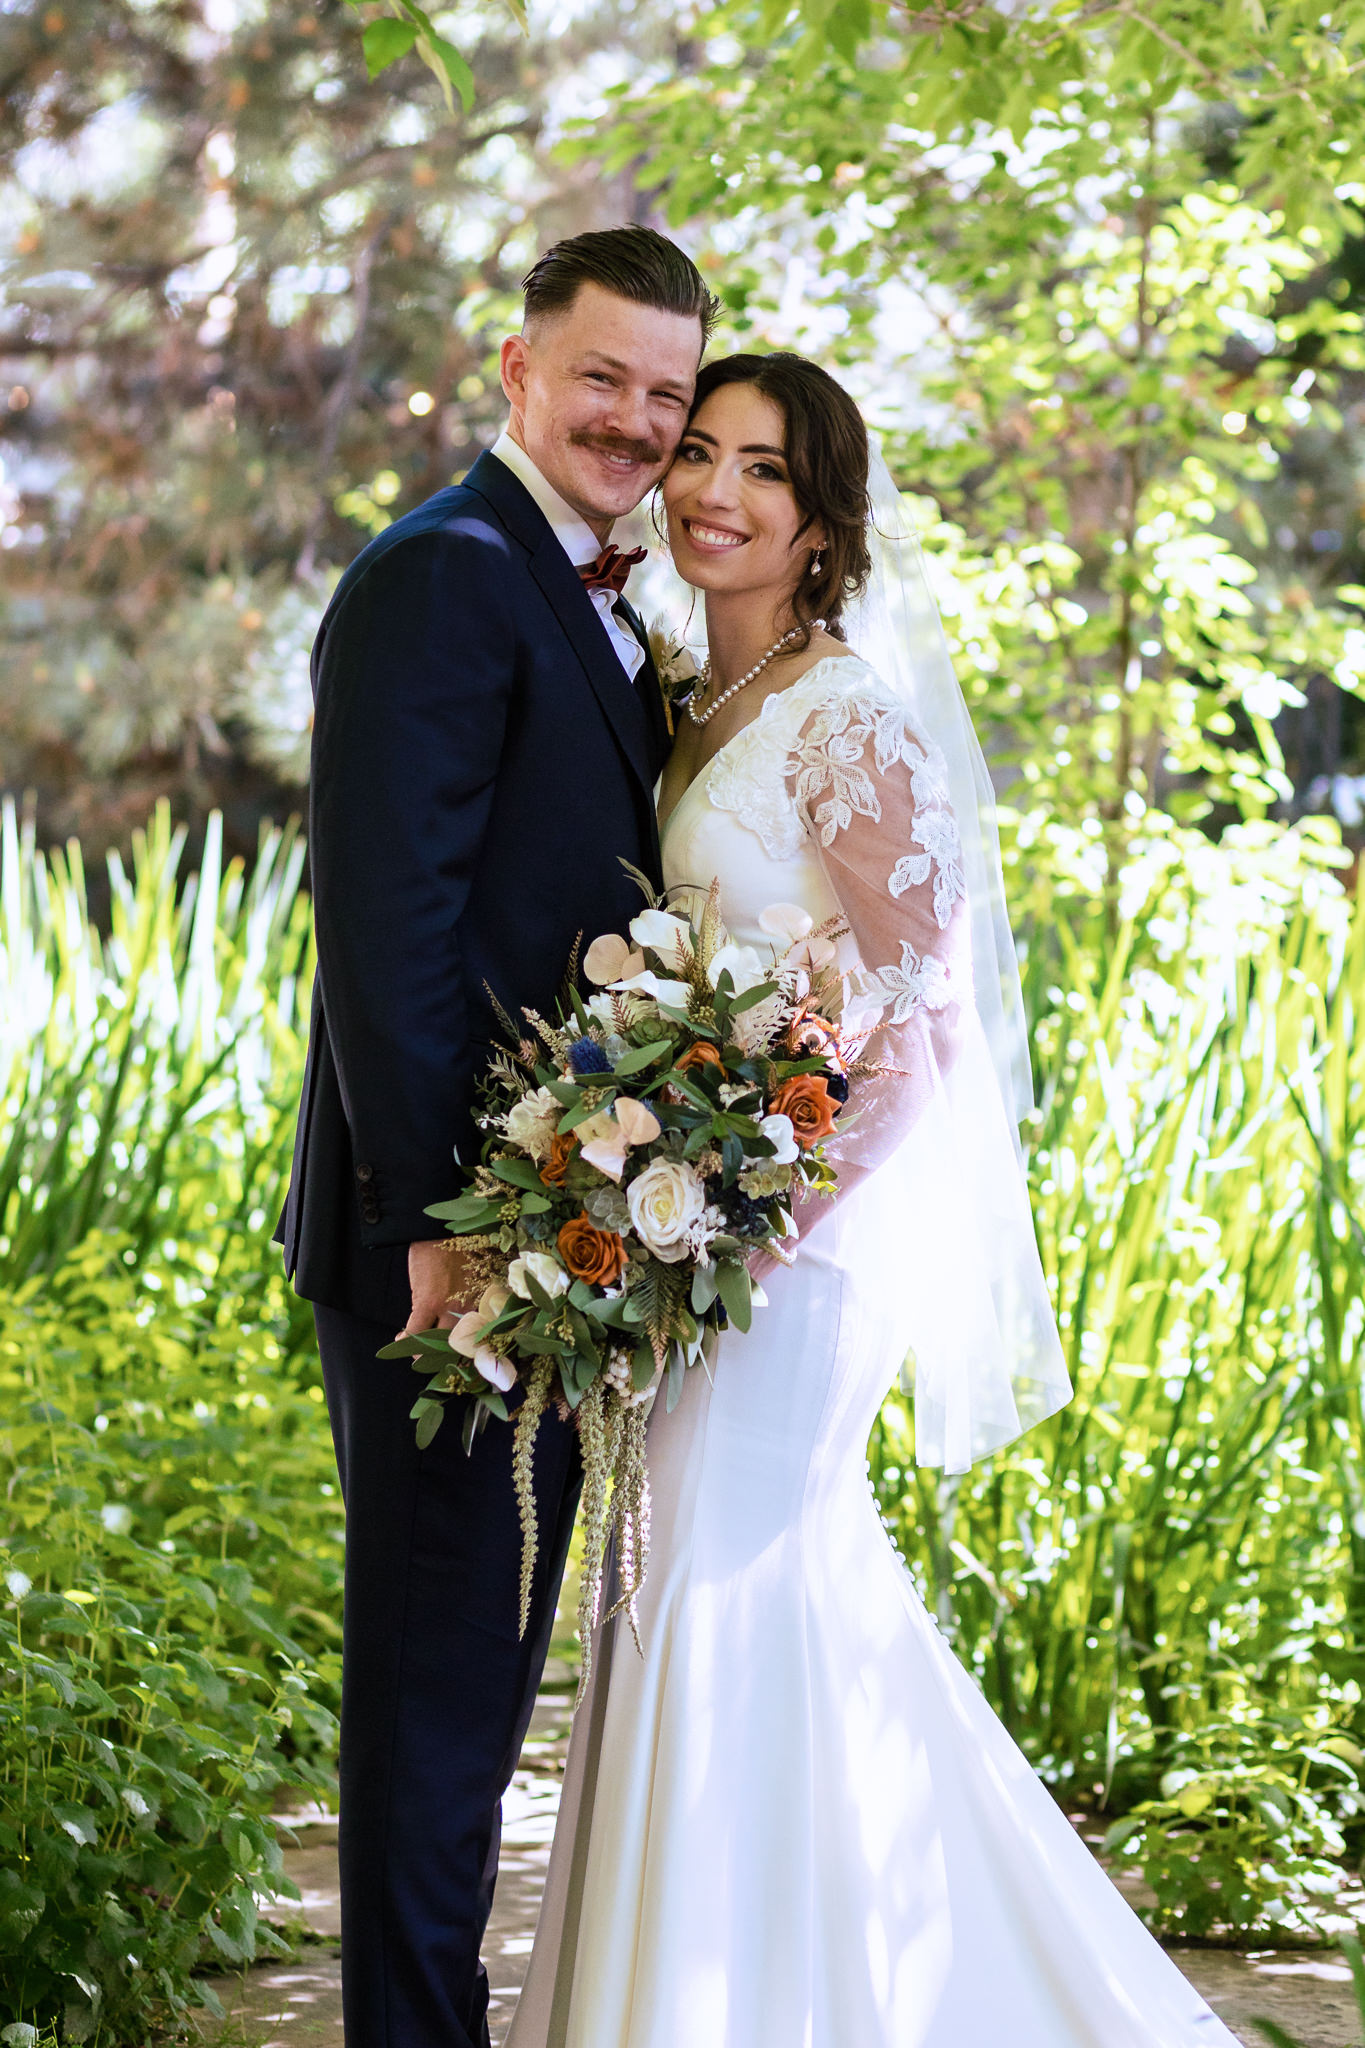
[381,879,853,1687]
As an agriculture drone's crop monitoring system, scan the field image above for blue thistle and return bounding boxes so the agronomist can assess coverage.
[568,1035,612,1077]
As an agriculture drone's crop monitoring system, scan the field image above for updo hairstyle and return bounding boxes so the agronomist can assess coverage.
[686,352,872,644]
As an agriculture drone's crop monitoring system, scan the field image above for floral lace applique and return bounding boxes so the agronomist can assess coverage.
[782,670,965,929]
[858,940,954,1026]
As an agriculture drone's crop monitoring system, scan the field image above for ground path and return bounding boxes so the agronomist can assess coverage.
[215,1692,1360,2048]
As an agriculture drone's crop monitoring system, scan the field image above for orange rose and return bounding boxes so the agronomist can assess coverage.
[540,1130,577,1188]
[676,1040,724,1077]
[557,1212,628,1288]
[766,1072,839,1150]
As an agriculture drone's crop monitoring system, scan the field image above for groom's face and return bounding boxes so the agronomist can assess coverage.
[500,283,701,536]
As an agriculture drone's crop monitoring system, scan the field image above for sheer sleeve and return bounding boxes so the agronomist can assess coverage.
[780,689,972,1227]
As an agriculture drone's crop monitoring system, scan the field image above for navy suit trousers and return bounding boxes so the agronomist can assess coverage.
[316,1305,583,2048]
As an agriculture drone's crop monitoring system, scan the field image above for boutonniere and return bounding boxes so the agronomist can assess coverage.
[646,618,702,736]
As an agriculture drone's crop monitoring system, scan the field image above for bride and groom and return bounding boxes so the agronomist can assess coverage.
[280,226,1237,2047]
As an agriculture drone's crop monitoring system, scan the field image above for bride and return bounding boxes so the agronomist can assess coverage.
[506,353,1238,2047]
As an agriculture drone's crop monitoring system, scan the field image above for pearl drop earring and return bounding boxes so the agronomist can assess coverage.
[810,549,824,576]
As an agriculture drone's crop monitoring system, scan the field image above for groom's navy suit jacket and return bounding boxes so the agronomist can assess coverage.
[278,451,670,1328]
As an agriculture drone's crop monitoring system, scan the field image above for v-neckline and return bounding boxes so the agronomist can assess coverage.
[657,653,860,839]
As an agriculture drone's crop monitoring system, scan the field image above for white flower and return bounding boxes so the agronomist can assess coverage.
[478,1281,511,1318]
[759,902,814,946]
[584,933,644,985]
[786,933,837,975]
[99,1503,133,1536]
[503,1085,560,1162]
[474,1344,518,1393]
[5,1570,32,1600]
[575,1096,660,1181]
[615,1096,662,1145]
[508,1249,571,1300]
[614,968,692,1010]
[708,942,769,996]
[627,1158,706,1264]
[756,1112,799,1165]
[120,1787,150,1818]
[629,907,694,964]
[448,1310,487,1358]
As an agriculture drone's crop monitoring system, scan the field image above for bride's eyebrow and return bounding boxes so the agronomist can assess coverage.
[683,427,788,459]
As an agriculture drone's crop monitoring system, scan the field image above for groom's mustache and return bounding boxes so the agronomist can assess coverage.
[569,429,667,467]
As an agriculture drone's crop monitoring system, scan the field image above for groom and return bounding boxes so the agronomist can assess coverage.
[278,227,716,2048]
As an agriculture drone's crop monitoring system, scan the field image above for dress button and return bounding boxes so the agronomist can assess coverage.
[355,1163,374,1183]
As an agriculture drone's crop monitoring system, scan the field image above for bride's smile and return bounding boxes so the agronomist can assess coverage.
[662,379,823,600]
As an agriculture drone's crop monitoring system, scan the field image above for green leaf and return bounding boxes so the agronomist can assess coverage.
[691,1261,719,1313]
[612,1039,672,1074]
[492,1157,547,1193]
[416,30,474,112]
[412,1398,446,1449]
[715,1259,753,1333]
[362,18,418,78]
[424,1193,501,1229]
[729,978,780,1014]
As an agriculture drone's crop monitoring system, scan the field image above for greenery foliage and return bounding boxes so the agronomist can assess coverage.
[872,855,1365,1932]
[0,805,341,2042]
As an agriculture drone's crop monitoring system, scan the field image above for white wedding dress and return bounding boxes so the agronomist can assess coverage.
[506,655,1237,2048]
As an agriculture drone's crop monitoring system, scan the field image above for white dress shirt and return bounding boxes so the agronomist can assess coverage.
[489,431,647,681]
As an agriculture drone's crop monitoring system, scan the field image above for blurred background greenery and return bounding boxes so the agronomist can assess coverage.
[3,0,1365,2038]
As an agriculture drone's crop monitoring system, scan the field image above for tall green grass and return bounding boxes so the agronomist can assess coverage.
[0,797,311,1288]
[871,865,1365,1926]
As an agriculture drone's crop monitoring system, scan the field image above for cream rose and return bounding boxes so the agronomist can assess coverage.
[626,1158,706,1264]
[503,1086,560,1162]
[508,1249,571,1300]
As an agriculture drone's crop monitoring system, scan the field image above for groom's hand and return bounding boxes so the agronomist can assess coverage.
[402,1239,476,1337]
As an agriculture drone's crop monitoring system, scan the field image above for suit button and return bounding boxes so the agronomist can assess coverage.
[355,1163,374,1183]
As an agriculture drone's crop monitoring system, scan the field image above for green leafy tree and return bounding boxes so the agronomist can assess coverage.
[0,0,677,860]
[595,1,1365,914]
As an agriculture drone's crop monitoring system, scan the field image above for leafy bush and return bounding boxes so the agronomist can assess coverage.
[1103,1718,1364,1939]
[0,807,344,2041]
[0,1238,343,2040]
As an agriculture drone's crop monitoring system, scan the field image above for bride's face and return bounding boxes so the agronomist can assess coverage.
[662,383,821,603]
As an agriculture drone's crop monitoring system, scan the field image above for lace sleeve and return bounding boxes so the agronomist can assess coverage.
[778,685,973,1238]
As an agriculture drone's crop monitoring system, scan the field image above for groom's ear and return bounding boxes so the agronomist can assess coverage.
[500,333,531,418]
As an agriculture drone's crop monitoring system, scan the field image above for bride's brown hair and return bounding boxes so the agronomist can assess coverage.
[685,352,872,645]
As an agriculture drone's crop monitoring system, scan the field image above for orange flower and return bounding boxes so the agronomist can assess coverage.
[557,1211,628,1288]
[676,1040,724,1077]
[540,1130,577,1188]
[767,1072,839,1150]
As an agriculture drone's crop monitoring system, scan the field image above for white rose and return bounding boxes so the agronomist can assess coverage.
[708,942,769,997]
[503,1085,560,1162]
[508,1249,571,1300]
[629,907,694,964]
[756,1112,799,1165]
[627,1158,706,1264]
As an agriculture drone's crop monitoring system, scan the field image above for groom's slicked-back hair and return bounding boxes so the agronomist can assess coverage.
[521,226,720,342]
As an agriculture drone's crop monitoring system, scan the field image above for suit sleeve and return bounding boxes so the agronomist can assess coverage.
[309,521,516,1249]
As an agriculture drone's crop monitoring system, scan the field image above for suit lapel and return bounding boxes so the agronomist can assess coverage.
[616,597,672,774]
[465,453,654,800]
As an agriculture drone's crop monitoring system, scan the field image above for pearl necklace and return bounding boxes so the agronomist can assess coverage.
[687,624,816,728]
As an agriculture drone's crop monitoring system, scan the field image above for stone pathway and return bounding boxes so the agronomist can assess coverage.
[210,1693,1361,2048]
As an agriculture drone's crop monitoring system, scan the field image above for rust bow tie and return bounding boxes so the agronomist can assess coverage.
[579,544,647,596]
